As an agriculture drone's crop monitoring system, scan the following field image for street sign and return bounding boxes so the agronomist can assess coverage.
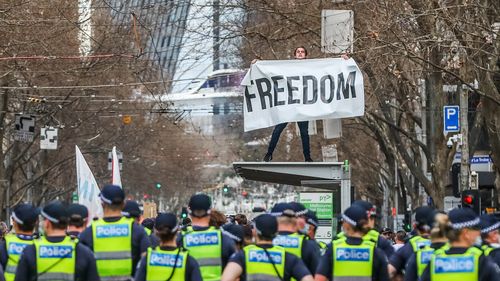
[107,151,123,171]
[299,192,334,244]
[14,114,35,142]
[40,126,58,150]
[443,105,460,134]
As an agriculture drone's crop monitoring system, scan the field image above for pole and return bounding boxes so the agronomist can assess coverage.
[212,0,220,71]
[459,86,469,192]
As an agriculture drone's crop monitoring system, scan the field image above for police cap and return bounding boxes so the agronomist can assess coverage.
[99,184,125,204]
[305,210,319,228]
[188,194,211,212]
[122,200,141,218]
[352,200,377,217]
[480,214,500,234]
[41,201,68,224]
[155,213,178,233]
[254,214,278,238]
[67,203,88,222]
[448,208,480,230]
[222,224,244,243]
[342,205,369,227]
[12,203,39,226]
[270,203,296,217]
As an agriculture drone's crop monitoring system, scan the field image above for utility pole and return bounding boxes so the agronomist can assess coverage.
[459,86,469,192]
[212,0,220,71]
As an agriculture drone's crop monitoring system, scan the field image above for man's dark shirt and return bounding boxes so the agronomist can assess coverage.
[228,243,311,281]
[134,246,202,281]
[316,237,390,281]
[15,236,99,281]
[79,216,151,275]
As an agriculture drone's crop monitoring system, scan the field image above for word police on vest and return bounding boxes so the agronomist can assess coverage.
[185,233,219,247]
[149,253,184,268]
[434,257,475,273]
[248,250,283,264]
[336,248,370,261]
[273,236,300,248]
[420,251,433,264]
[8,243,28,255]
[245,72,357,112]
[39,246,73,258]
[96,224,129,238]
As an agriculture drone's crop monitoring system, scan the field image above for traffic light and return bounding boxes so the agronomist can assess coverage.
[155,182,162,189]
[181,207,188,219]
[223,185,229,193]
[462,189,481,214]
[71,192,78,203]
[403,211,411,232]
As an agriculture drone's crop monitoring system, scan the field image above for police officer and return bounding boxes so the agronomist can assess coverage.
[271,203,320,274]
[304,211,327,254]
[221,214,314,281]
[79,184,150,280]
[405,212,449,281]
[479,214,500,266]
[134,213,202,281]
[351,200,394,258]
[420,208,500,281]
[389,206,434,276]
[315,205,389,281]
[122,200,143,227]
[0,204,38,281]
[15,201,99,281]
[66,203,88,238]
[222,224,245,251]
[289,202,310,235]
[177,193,235,281]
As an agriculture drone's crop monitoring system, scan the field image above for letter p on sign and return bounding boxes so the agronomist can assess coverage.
[443,105,460,134]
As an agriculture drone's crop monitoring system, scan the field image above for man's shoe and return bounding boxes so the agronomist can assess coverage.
[305,157,313,162]
[264,153,273,162]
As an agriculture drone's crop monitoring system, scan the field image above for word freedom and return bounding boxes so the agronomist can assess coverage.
[245,72,357,112]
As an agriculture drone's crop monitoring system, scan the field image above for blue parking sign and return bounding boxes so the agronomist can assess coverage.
[443,106,460,133]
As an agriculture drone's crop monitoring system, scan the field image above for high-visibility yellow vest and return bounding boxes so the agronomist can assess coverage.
[182,227,222,281]
[332,239,375,281]
[144,228,152,236]
[409,235,431,252]
[430,247,481,281]
[4,234,34,281]
[272,233,304,258]
[481,244,495,256]
[244,244,285,281]
[92,217,133,280]
[145,247,187,281]
[416,243,450,277]
[34,236,76,281]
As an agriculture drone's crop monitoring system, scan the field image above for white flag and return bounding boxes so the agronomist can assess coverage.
[75,145,103,222]
[112,146,122,188]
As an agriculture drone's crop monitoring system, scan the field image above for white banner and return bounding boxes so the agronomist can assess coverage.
[75,145,103,222]
[112,146,122,188]
[241,58,364,131]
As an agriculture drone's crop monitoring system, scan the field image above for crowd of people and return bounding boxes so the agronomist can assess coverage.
[0,184,499,280]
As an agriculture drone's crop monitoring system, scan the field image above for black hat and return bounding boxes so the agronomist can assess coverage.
[99,184,125,204]
[41,201,68,224]
[382,227,393,233]
[12,203,39,226]
[155,213,178,233]
[270,203,296,217]
[290,202,308,217]
[188,194,211,212]
[305,210,319,228]
[448,208,480,230]
[415,206,436,227]
[480,214,500,234]
[222,224,244,243]
[122,200,141,218]
[342,205,369,226]
[254,214,278,238]
[352,200,377,217]
[142,218,155,231]
[67,204,88,221]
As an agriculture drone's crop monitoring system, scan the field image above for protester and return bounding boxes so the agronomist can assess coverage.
[79,184,150,280]
[15,201,99,281]
[134,213,202,281]
[393,230,407,251]
[209,209,227,228]
[221,214,314,281]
